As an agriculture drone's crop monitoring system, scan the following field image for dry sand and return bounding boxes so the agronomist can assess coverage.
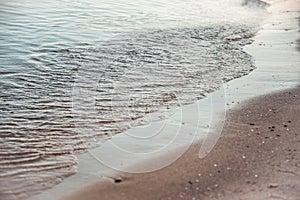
[62,86,300,200]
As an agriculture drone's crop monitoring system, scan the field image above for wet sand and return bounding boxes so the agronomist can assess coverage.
[62,86,300,200]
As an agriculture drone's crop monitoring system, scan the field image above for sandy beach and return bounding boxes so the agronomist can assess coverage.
[62,86,300,200]
[30,0,300,199]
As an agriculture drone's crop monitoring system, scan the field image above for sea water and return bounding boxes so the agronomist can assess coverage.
[0,0,269,199]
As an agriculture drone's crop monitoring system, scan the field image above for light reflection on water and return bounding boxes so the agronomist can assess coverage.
[0,0,268,199]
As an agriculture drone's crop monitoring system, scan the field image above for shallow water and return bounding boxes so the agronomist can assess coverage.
[0,0,268,199]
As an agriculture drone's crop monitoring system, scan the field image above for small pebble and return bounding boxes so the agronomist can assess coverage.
[268,183,279,188]
[114,177,122,183]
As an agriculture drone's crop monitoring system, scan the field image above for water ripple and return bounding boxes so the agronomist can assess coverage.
[0,0,268,199]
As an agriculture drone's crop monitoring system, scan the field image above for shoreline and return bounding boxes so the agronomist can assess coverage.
[32,0,300,199]
[62,86,300,200]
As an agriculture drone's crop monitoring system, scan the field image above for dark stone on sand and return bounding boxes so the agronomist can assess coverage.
[114,177,122,183]
[188,181,193,185]
[249,123,255,126]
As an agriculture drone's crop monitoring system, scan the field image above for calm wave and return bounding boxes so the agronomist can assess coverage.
[0,0,269,199]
